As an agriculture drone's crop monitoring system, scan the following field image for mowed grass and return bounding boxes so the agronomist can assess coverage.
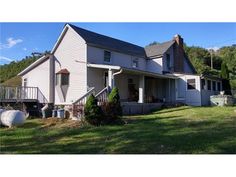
[0,106,236,154]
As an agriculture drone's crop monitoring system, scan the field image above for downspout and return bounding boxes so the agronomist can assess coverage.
[112,69,123,88]
[49,54,55,104]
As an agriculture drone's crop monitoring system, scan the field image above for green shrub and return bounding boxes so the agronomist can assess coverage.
[84,94,102,125]
[106,87,123,119]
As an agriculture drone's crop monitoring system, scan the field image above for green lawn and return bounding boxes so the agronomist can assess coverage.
[1,106,236,154]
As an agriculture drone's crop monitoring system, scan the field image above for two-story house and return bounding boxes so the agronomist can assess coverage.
[18,24,222,116]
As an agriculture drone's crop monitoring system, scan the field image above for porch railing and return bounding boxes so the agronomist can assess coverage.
[71,87,95,119]
[0,86,48,103]
[95,86,109,105]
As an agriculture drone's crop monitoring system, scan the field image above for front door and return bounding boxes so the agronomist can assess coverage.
[175,78,185,100]
[128,78,138,101]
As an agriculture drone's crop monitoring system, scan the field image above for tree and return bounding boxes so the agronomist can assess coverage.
[221,62,229,79]
[146,41,159,46]
[84,94,102,125]
[107,87,122,117]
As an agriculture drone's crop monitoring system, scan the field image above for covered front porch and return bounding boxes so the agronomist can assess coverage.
[87,64,177,106]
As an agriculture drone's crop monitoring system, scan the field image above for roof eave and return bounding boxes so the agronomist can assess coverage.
[18,55,49,76]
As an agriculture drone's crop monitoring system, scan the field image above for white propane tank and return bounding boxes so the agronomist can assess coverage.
[0,110,28,127]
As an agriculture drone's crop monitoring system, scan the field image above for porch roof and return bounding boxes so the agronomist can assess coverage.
[87,63,177,79]
[122,67,178,79]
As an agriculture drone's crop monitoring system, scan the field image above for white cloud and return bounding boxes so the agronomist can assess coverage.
[0,56,15,64]
[23,47,27,51]
[0,37,23,49]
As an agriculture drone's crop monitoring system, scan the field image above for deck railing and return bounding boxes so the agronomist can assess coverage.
[0,86,48,103]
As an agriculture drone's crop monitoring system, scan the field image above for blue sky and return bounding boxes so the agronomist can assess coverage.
[0,23,236,65]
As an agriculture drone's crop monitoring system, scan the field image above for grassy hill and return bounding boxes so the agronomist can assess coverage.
[0,56,38,84]
[1,106,235,154]
[2,76,22,87]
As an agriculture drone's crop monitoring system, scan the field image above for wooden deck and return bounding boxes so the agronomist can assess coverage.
[0,86,48,103]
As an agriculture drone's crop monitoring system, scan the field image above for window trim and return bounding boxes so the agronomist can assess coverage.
[187,79,196,90]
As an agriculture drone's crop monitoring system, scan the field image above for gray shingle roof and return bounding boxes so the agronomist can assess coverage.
[69,24,146,58]
[144,40,175,57]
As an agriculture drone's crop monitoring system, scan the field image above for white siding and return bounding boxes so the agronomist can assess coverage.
[146,57,163,74]
[87,68,105,94]
[54,26,87,104]
[22,59,50,102]
[87,45,146,71]
[185,75,201,106]
[174,74,202,106]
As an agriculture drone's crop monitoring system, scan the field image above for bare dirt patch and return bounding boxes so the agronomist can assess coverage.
[41,118,83,129]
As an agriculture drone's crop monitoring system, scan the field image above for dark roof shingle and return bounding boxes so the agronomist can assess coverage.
[69,24,146,58]
[144,40,175,57]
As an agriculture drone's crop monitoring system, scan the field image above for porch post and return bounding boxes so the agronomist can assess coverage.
[108,69,113,90]
[138,75,145,103]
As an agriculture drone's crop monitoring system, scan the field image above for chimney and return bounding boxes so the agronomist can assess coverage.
[173,34,184,72]
[174,34,183,48]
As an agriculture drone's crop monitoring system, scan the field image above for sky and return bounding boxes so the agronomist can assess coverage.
[0,22,236,65]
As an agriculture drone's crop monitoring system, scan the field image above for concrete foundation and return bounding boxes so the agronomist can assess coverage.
[121,102,163,115]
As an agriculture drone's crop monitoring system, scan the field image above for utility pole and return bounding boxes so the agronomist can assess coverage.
[210,49,213,70]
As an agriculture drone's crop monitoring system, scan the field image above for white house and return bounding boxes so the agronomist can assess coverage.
[18,24,222,116]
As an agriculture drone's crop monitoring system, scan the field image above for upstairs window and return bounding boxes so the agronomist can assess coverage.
[132,59,139,68]
[187,79,196,90]
[212,81,216,91]
[166,53,171,70]
[207,80,211,90]
[56,69,70,86]
[104,50,111,63]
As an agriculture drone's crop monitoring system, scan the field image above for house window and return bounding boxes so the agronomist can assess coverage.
[132,59,139,68]
[23,78,28,87]
[217,82,221,91]
[56,69,70,86]
[61,74,69,85]
[104,50,111,62]
[201,79,206,90]
[212,81,216,91]
[187,79,196,90]
[207,80,211,90]
[166,54,171,70]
